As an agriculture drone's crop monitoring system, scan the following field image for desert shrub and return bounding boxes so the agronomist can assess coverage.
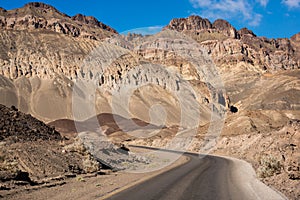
[64,138,100,173]
[64,138,87,155]
[257,155,282,178]
[82,155,100,173]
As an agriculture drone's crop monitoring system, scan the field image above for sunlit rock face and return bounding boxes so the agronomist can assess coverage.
[165,15,300,71]
[0,3,299,127]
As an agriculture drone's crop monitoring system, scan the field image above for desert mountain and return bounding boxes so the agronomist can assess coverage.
[0,2,116,39]
[165,15,299,71]
[0,4,298,123]
[0,3,299,199]
[0,4,222,126]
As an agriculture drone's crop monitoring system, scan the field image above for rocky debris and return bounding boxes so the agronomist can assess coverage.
[284,120,300,181]
[77,132,150,171]
[119,144,130,153]
[210,119,300,200]
[126,110,299,199]
[0,2,117,40]
[0,104,61,142]
[0,104,106,194]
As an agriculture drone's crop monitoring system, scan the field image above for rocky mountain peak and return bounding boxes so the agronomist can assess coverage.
[165,15,212,31]
[212,19,237,38]
[212,19,233,30]
[21,2,69,18]
[164,15,299,70]
[165,15,240,38]
[72,14,98,24]
[0,2,117,40]
[24,2,58,11]
[238,27,256,37]
[71,14,117,33]
[0,7,6,13]
[291,32,300,42]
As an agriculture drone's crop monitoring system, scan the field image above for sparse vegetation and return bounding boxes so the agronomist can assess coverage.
[257,155,282,178]
[64,138,100,173]
[76,176,86,182]
[82,155,100,173]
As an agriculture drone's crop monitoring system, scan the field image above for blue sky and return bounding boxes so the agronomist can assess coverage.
[0,0,299,38]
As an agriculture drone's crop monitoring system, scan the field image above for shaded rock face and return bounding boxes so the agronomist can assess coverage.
[0,104,61,142]
[0,2,117,40]
[71,14,115,32]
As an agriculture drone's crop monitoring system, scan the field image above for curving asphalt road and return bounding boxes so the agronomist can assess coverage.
[105,147,286,200]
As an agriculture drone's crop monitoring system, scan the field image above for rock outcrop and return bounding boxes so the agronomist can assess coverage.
[165,15,212,31]
[212,19,238,39]
[0,2,118,81]
[0,104,61,142]
[164,16,300,71]
[0,2,116,40]
[0,103,100,192]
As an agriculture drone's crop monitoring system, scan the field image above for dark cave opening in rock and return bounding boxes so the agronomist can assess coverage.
[230,105,238,113]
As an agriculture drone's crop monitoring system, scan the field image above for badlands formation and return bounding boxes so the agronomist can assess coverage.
[0,2,299,199]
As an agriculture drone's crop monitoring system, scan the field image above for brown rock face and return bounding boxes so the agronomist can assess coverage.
[212,19,238,38]
[0,104,61,142]
[25,2,60,11]
[238,27,256,37]
[71,14,116,33]
[291,32,300,42]
[165,15,212,31]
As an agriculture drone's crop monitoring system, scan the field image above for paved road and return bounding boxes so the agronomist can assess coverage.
[106,147,286,200]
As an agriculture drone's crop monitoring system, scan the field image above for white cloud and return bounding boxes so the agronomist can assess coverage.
[282,0,300,8]
[121,26,163,35]
[189,0,267,26]
[256,0,269,7]
[249,13,262,26]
